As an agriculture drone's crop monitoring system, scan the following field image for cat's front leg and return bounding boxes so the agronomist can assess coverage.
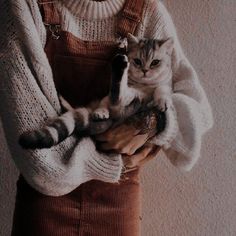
[92,96,110,120]
[110,53,130,105]
[155,97,173,112]
[153,85,173,112]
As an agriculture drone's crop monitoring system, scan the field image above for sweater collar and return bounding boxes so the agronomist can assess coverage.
[60,0,126,20]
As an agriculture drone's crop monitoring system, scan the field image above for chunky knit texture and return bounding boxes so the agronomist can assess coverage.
[0,0,213,196]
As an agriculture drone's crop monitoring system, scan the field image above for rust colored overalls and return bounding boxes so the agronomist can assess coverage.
[11,0,146,236]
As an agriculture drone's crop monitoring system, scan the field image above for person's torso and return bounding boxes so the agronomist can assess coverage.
[38,0,145,108]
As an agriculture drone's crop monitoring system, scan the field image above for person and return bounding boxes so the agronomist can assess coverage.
[0,0,213,235]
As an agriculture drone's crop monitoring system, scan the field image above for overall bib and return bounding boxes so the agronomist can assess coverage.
[11,0,146,235]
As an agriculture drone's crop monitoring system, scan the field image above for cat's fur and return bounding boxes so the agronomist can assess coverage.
[19,34,175,149]
[93,34,174,120]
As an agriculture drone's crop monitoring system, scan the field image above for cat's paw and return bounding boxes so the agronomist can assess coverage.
[156,98,172,112]
[112,54,129,71]
[92,108,110,120]
[118,38,128,49]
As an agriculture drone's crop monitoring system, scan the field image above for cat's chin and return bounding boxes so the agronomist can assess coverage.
[129,75,164,86]
[129,76,156,86]
[139,77,160,85]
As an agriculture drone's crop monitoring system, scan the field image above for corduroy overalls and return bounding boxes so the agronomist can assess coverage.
[11,0,146,235]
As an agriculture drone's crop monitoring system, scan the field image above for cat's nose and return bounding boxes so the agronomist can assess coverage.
[142,69,148,74]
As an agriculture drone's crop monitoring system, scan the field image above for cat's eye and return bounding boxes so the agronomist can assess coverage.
[133,58,142,66]
[150,59,161,67]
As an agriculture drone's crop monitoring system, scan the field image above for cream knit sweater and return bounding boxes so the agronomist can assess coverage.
[0,0,213,196]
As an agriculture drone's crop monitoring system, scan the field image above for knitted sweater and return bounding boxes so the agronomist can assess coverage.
[0,0,213,196]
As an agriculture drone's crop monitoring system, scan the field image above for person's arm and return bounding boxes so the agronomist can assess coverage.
[0,0,122,196]
[94,0,213,172]
[146,1,214,171]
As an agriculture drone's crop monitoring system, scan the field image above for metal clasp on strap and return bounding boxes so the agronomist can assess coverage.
[115,32,125,41]
[44,23,61,40]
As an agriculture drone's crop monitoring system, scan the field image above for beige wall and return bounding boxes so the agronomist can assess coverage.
[1,0,236,235]
[141,0,236,235]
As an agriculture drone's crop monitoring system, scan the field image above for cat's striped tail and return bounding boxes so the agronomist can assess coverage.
[19,110,83,149]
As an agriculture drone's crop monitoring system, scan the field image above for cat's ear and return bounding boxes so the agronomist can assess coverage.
[127,33,139,44]
[160,37,174,55]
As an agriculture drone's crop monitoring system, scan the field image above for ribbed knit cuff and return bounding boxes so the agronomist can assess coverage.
[161,93,209,171]
[74,138,123,183]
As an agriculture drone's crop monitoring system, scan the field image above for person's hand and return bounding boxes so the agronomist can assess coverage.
[95,123,150,155]
[94,108,165,175]
[121,143,161,173]
[94,108,160,155]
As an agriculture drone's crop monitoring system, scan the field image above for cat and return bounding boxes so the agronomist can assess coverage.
[19,33,175,149]
[92,34,177,148]
[93,34,174,120]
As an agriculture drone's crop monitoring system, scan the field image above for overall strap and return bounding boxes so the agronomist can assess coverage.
[37,0,61,39]
[116,0,145,38]
[38,0,60,25]
[38,0,145,39]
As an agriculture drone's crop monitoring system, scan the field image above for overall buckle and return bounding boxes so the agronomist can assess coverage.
[44,23,61,40]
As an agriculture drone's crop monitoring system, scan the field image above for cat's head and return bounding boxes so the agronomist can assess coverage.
[127,33,174,85]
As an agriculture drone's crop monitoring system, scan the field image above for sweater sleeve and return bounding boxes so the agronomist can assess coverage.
[0,0,123,196]
[145,0,214,171]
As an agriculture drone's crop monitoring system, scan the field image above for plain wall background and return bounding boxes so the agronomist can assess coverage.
[0,0,235,235]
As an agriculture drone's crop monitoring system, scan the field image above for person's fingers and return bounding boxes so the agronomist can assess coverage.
[122,166,138,174]
[95,122,142,141]
[121,155,133,170]
[121,145,161,175]
[139,145,161,167]
[129,144,154,166]
[125,134,149,155]
[122,144,154,168]
[97,134,132,151]
[98,133,149,153]
[95,125,135,141]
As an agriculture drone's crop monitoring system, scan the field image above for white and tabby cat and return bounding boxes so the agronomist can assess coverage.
[19,34,176,149]
[93,34,174,118]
